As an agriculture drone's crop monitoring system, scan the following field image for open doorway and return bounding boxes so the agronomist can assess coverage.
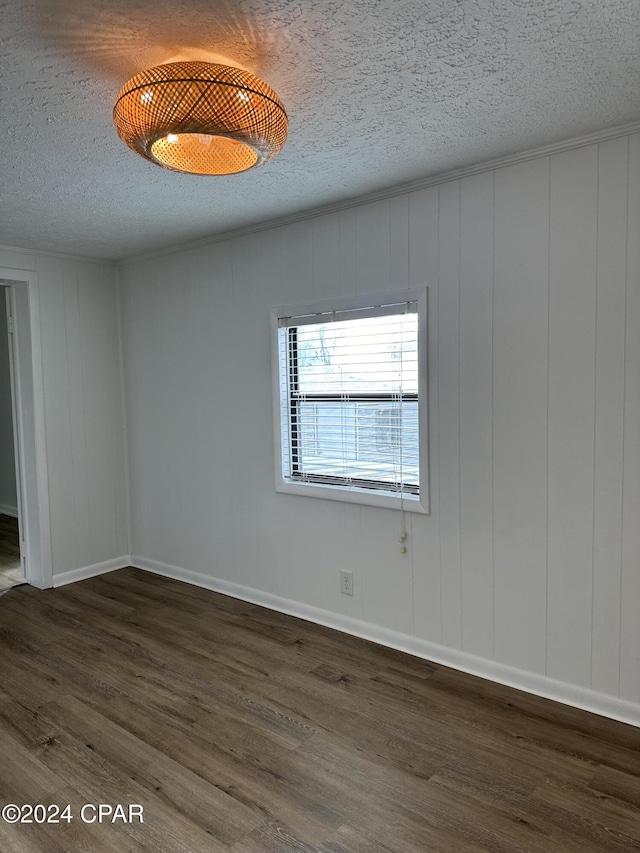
[0,286,24,593]
[0,271,52,591]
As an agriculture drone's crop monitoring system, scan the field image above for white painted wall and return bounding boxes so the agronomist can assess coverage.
[0,304,17,515]
[120,131,640,723]
[0,248,128,579]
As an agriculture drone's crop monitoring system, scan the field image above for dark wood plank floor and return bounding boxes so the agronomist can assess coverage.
[0,513,20,575]
[0,568,639,852]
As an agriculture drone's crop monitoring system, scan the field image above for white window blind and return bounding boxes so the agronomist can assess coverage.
[277,301,420,498]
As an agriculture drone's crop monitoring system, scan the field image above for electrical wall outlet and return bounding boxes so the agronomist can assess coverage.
[340,570,354,596]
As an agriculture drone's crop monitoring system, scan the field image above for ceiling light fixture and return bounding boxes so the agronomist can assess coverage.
[113,61,288,176]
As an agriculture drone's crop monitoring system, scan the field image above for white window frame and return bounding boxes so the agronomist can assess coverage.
[270,288,429,514]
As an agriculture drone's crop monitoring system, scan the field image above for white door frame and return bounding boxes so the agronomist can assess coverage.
[0,269,52,588]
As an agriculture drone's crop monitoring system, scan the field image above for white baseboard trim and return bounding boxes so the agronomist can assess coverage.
[0,503,18,518]
[131,555,640,729]
[52,556,131,588]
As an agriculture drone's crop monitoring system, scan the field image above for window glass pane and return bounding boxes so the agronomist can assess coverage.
[296,314,418,394]
[296,400,419,488]
[276,295,426,507]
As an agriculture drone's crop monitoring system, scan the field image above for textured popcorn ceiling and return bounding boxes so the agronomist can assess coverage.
[2,0,640,260]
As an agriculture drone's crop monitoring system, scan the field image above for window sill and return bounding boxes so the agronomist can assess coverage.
[275,478,429,513]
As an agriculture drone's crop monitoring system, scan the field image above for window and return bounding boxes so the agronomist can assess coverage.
[271,289,429,513]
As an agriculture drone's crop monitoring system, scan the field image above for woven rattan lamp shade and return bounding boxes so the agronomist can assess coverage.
[113,62,288,175]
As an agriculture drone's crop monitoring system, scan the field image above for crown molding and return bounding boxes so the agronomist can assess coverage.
[0,244,114,266]
[119,119,640,266]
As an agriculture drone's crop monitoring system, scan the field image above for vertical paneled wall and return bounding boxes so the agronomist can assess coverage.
[0,247,128,576]
[121,132,640,710]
